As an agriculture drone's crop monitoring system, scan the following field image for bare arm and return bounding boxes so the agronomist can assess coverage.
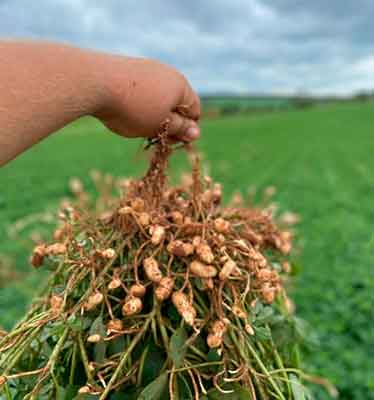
[0,41,201,166]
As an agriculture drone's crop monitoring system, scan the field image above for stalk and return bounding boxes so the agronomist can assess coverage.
[99,313,153,399]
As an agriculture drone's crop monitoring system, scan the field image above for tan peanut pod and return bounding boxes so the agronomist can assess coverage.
[256,268,273,282]
[280,211,300,226]
[232,305,247,319]
[180,173,193,188]
[248,248,267,268]
[31,244,47,267]
[204,175,213,186]
[170,211,184,225]
[87,334,102,343]
[212,184,222,202]
[167,240,194,257]
[201,189,213,205]
[196,243,215,264]
[50,295,63,313]
[122,296,143,316]
[118,206,133,215]
[245,324,255,335]
[172,291,190,309]
[108,278,122,291]
[213,218,231,234]
[0,376,8,386]
[69,177,84,195]
[190,260,217,278]
[78,386,92,394]
[131,198,145,212]
[99,211,114,224]
[130,283,146,298]
[101,248,116,259]
[261,282,276,304]
[192,236,202,247]
[230,191,244,207]
[182,307,197,327]
[184,216,193,225]
[107,319,123,334]
[143,257,163,283]
[282,261,291,274]
[216,234,226,245]
[53,226,66,241]
[219,259,237,281]
[207,333,223,348]
[211,320,227,335]
[172,291,196,326]
[284,296,295,314]
[155,277,175,301]
[138,212,151,227]
[150,225,166,245]
[86,292,104,311]
[46,243,67,256]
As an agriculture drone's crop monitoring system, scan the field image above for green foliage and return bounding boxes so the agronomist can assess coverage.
[169,326,188,368]
[0,102,373,398]
[138,372,168,400]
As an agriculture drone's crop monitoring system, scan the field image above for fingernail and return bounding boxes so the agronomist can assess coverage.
[186,126,200,140]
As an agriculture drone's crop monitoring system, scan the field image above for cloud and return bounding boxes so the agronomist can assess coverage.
[0,0,373,94]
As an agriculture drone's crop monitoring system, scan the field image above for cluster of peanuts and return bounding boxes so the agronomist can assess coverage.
[30,138,295,356]
[2,137,302,399]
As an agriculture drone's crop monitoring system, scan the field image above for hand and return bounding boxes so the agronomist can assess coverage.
[94,56,201,143]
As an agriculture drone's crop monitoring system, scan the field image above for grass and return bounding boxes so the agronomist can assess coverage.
[0,102,373,399]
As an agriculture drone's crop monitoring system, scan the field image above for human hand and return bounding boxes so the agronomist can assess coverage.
[94,56,201,143]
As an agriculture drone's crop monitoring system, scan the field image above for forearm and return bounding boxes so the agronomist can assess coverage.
[0,41,109,165]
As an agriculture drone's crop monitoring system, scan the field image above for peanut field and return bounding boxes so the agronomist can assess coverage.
[0,102,373,399]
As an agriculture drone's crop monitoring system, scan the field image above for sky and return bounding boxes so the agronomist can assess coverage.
[1,0,373,95]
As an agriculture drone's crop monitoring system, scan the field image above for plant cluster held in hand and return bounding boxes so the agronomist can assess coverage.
[0,132,313,400]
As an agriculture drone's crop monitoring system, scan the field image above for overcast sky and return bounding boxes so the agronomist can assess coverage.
[1,0,373,95]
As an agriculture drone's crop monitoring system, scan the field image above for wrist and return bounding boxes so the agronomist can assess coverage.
[87,52,133,121]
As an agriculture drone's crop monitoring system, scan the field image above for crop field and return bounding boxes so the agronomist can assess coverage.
[202,96,295,112]
[0,102,373,399]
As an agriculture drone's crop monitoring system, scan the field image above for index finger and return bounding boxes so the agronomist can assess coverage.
[176,82,201,121]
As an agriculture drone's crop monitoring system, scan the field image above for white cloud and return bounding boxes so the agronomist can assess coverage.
[0,0,373,94]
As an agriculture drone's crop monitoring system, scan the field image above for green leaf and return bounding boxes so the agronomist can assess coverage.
[89,315,106,336]
[138,373,168,400]
[107,335,125,357]
[254,325,272,340]
[255,306,274,324]
[67,315,92,332]
[290,374,306,400]
[176,374,193,400]
[63,385,79,399]
[141,341,166,385]
[207,349,221,363]
[201,384,253,399]
[169,326,188,368]
[94,340,107,363]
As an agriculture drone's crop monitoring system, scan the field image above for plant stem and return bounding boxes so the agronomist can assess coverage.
[2,327,43,374]
[26,328,69,400]
[137,345,149,386]
[270,337,291,398]
[99,313,153,400]
[69,341,78,385]
[78,332,94,384]
[172,361,224,373]
[3,383,12,400]
[246,340,286,400]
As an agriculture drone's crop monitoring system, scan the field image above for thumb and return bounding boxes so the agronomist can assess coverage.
[167,112,200,142]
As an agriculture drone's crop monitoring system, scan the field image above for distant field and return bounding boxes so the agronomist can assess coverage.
[0,102,373,399]
[201,95,295,112]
